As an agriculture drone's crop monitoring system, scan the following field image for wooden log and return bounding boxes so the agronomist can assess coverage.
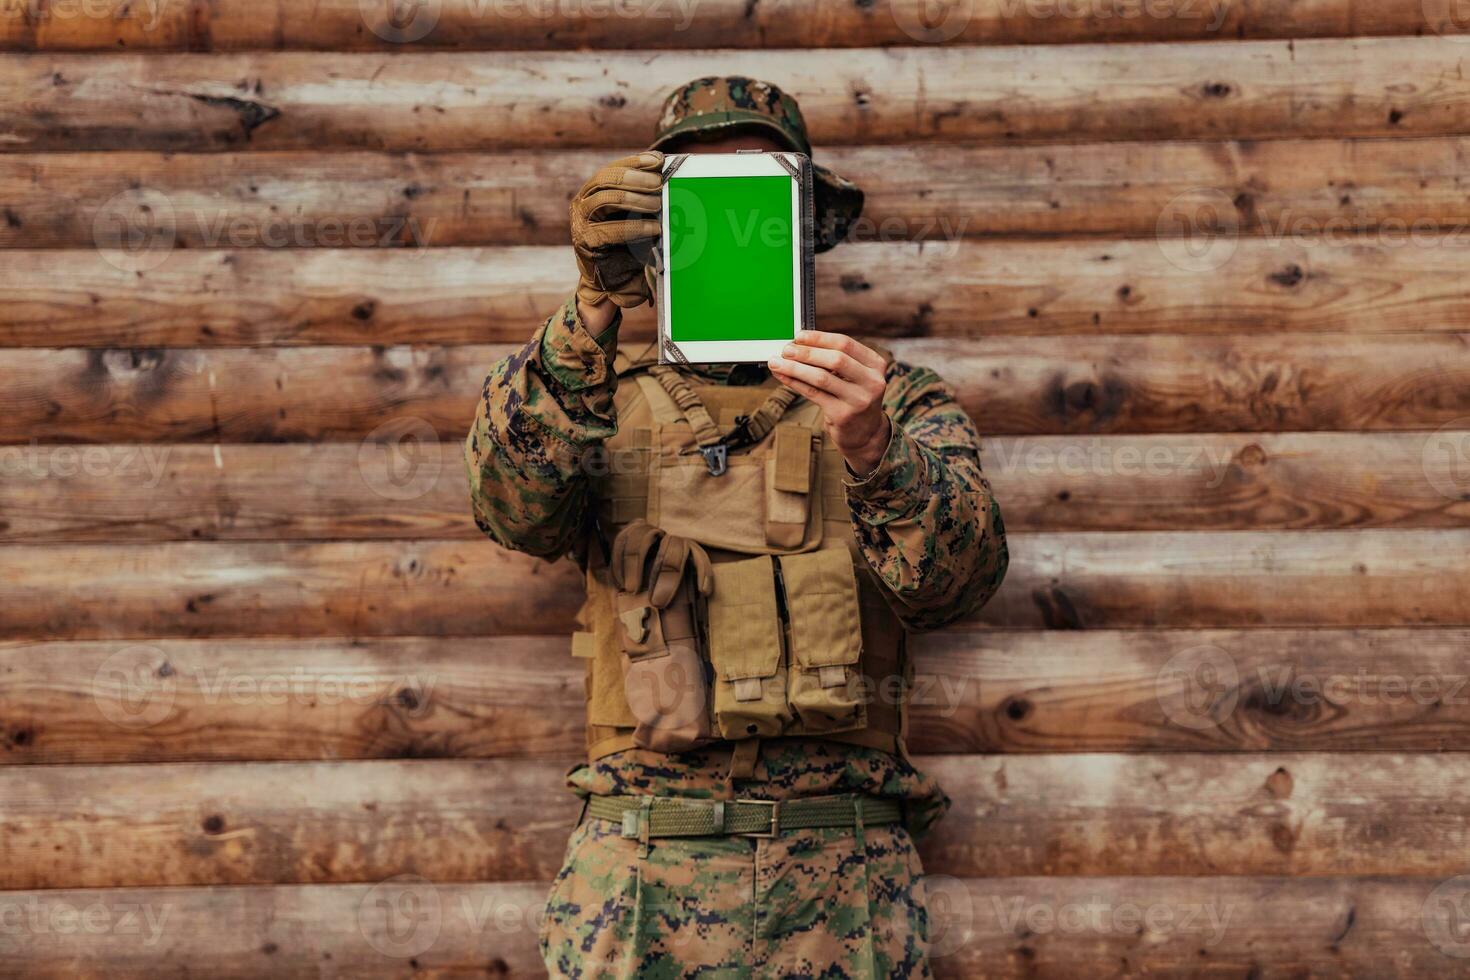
[917,627,1470,753]
[936,876,1456,978]
[9,137,1470,247]
[0,759,580,888]
[0,636,585,764]
[10,236,1470,348]
[7,753,1470,887]
[988,431,1470,532]
[8,629,1470,764]
[4,333,1470,445]
[920,752,1470,877]
[0,880,551,977]
[0,540,584,640]
[7,40,1470,151]
[892,332,1470,436]
[981,529,1470,630]
[4,430,1469,544]
[3,530,1470,639]
[0,0,1454,51]
[3,876,1454,978]
[0,443,479,543]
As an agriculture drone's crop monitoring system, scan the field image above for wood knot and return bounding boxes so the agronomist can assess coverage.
[1236,444,1268,468]
[1268,264,1305,288]
[1264,766,1294,799]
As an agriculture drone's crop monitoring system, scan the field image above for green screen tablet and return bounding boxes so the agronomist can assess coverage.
[658,152,815,364]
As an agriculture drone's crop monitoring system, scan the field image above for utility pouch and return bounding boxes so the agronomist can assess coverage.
[707,555,792,740]
[610,521,716,753]
[765,422,816,549]
[781,548,866,733]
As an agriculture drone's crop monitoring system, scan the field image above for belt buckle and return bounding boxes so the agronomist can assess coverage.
[737,799,780,838]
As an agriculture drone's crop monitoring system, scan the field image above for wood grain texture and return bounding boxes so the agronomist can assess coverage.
[3,530,1469,639]
[4,876,1456,978]
[4,430,1469,544]
[11,236,1470,348]
[8,39,1470,151]
[0,540,584,640]
[0,758,577,888]
[11,137,1470,248]
[7,629,1470,765]
[7,753,1470,887]
[0,880,552,977]
[0,0,1453,51]
[5,333,1469,444]
[982,529,1470,630]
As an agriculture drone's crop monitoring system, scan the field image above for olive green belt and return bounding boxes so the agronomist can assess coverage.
[587,794,903,840]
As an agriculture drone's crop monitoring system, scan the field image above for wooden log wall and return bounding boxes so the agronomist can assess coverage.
[4,1,1470,975]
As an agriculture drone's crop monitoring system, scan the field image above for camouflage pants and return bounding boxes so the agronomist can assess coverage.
[539,812,933,979]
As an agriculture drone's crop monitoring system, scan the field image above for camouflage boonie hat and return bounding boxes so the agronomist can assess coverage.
[650,76,864,253]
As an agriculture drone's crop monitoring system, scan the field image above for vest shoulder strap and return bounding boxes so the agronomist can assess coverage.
[644,365,807,453]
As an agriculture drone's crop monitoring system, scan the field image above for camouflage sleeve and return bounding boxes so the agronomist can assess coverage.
[844,359,1009,631]
[464,296,620,559]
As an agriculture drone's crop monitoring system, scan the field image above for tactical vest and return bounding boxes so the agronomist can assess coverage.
[573,354,911,774]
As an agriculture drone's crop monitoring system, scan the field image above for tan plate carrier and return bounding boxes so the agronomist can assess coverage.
[574,355,911,776]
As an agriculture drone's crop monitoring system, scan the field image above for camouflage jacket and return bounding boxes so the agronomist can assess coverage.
[465,296,1008,632]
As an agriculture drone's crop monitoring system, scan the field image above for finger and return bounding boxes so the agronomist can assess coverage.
[768,356,866,406]
[578,166,664,200]
[769,371,841,413]
[792,330,887,372]
[581,218,662,249]
[779,343,882,387]
[580,188,662,219]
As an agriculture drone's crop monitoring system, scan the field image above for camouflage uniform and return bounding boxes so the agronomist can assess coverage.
[464,78,1008,979]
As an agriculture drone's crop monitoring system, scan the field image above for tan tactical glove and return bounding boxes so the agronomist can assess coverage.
[570,150,664,309]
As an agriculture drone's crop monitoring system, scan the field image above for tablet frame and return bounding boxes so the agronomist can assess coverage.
[657,151,816,365]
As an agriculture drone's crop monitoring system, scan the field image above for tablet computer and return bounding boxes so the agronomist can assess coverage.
[656,151,816,365]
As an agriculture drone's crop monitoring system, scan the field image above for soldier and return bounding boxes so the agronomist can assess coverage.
[465,76,1008,978]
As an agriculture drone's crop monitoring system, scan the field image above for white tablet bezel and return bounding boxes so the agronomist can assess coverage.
[659,152,805,364]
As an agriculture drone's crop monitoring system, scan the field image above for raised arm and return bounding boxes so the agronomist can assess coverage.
[768,332,1009,630]
[464,298,621,558]
[465,151,664,559]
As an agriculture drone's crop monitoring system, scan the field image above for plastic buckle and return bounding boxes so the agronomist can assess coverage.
[699,443,728,476]
[737,799,780,838]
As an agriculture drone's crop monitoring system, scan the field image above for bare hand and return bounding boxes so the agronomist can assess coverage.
[767,331,892,478]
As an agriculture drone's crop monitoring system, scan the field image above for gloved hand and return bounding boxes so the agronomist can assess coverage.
[570,150,664,309]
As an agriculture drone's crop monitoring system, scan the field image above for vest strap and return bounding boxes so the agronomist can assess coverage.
[646,365,803,476]
[728,737,762,780]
